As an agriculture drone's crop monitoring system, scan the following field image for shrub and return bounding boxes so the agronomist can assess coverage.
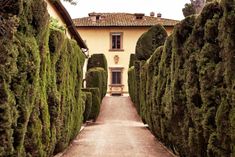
[128,1,235,156]
[128,66,135,103]
[135,24,167,61]
[139,60,148,123]
[82,88,101,120]
[133,61,141,114]
[146,46,164,133]
[182,3,196,17]
[87,54,108,72]
[86,54,108,98]
[86,67,107,98]
[129,54,137,68]
[82,91,92,122]
[0,0,86,156]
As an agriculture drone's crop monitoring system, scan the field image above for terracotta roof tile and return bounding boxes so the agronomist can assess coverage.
[73,13,179,27]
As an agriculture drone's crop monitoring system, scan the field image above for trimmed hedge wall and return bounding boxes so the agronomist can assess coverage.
[0,0,86,156]
[135,24,167,61]
[86,67,107,98]
[87,54,108,72]
[128,66,135,104]
[128,1,235,157]
[86,54,108,99]
[83,54,108,121]
[81,91,92,122]
[82,88,101,120]
[129,54,137,68]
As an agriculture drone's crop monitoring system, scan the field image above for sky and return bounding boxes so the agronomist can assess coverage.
[62,0,190,20]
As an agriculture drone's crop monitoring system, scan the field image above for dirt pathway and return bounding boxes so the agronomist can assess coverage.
[60,96,176,157]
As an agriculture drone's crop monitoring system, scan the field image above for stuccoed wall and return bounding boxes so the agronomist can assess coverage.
[128,1,235,156]
[0,0,86,156]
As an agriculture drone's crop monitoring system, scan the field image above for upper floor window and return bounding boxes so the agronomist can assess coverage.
[110,32,123,51]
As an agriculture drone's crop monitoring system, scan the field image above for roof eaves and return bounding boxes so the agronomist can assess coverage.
[49,0,88,50]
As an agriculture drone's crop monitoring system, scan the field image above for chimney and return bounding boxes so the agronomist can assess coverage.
[150,12,155,17]
[88,12,100,23]
[157,13,162,18]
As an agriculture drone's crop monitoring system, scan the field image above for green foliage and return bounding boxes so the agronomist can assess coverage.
[139,60,148,123]
[133,61,141,114]
[86,54,108,98]
[0,0,21,15]
[128,66,135,103]
[129,54,137,68]
[82,91,92,122]
[182,3,196,17]
[0,15,19,39]
[49,17,66,32]
[128,1,235,156]
[84,54,107,121]
[82,88,101,120]
[183,0,206,17]
[135,25,167,61]
[86,67,107,98]
[0,0,86,156]
[87,54,108,72]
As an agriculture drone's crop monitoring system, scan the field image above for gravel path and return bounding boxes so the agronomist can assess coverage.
[60,96,176,157]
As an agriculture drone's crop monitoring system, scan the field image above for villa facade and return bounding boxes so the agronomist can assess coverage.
[73,12,178,95]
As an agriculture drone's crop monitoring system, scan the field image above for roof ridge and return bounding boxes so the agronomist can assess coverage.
[73,13,179,21]
[73,12,179,27]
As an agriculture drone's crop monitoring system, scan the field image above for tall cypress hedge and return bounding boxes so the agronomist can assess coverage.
[135,24,167,60]
[86,67,107,98]
[0,0,86,156]
[129,54,137,68]
[87,54,108,72]
[82,88,101,120]
[86,54,108,99]
[128,1,235,156]
[81,91,92,122]
[128,66,136,103]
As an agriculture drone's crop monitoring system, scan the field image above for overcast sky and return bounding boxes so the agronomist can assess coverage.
[62,0,190,20]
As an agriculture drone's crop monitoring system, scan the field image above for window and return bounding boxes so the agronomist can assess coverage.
[109,67,124,95]
[110,32,123,51]
[112,71,121,84]
[110,68,123,85]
